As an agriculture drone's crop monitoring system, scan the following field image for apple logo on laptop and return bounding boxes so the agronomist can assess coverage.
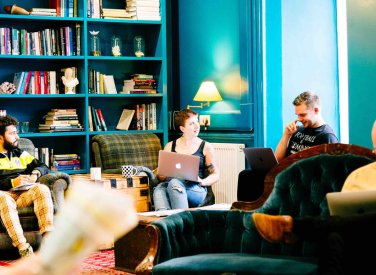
[176,163,182,169]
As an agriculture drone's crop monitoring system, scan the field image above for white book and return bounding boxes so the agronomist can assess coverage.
[103,75,117,94]
[49,71,57,94]
[116,109,135,130]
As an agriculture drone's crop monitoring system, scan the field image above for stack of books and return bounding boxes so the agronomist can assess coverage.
[102,8,134,19]
[29,8,57,16]
[125,0,161,21]
[38,109,84,132]
[122,73,157,94]
[51,153,80,171]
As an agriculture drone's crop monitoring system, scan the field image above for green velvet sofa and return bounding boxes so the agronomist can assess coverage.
[135,143,376,275]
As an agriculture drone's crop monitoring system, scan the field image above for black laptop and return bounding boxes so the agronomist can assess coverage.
[243,147,278,171]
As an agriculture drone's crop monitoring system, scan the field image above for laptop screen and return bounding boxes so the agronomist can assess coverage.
[327,190,376,216]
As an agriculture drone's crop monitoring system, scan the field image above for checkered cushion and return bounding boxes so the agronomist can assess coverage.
[91,133,162,174]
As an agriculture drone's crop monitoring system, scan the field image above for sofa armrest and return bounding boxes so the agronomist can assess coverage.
[135,225,160,275]
[38,172,71,211]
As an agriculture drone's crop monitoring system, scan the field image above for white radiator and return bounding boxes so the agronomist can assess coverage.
[211,143,245,204]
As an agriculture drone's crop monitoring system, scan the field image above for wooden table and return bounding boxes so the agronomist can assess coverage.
[70,173,150,212]
[71,173,151,250]
[114,215,162,273]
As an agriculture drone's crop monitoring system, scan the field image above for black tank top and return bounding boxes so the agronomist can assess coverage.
[171,140,206,179]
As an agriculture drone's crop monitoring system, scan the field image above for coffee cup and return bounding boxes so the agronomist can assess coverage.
[121,165,139,178]
[90,167,101,180]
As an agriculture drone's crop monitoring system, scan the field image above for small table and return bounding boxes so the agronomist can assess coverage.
[70,173,151,250]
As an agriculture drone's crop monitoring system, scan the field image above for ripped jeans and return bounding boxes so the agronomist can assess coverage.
[153,178,207,211]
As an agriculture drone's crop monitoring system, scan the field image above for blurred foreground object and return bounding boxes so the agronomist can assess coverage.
[3,181,138,275]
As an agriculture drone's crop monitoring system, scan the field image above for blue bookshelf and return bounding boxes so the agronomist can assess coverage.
[0,0,168,174]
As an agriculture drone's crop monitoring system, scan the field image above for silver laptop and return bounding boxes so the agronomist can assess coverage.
[157,150,200,182]
[327,190,376,216]
[243,147,278,171]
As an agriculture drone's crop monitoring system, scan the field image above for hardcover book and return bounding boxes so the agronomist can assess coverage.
[116,109,135,130]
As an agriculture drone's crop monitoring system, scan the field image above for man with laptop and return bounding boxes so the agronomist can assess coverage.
[153,109,219,211]
[253,120,376,274]
[239,91,338,201]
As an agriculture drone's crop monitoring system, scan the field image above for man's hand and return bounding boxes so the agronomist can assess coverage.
[13,174,37,187]
[284,120,299,136]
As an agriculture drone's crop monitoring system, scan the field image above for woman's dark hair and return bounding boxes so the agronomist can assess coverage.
[175,109,198,128]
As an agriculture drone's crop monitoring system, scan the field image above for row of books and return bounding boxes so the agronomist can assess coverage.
[13,71,57,95]
[48,0,78,17]
[0,24,81,56]
[51,153,81,171]
[12,67,77,95]
[88,69,117,94]
[38,109,84,132]
[118,103,157,130]
[88,0,160,20]
[88,106,107,131]
[34,147,80,171]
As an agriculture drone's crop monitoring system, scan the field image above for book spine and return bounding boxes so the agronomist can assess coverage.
[96,108,107,131]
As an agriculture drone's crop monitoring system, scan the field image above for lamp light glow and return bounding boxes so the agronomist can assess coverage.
[187,81,222,109]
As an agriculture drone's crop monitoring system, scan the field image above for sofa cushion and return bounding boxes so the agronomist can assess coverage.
[152,253,318,275]
[91,133,161,173]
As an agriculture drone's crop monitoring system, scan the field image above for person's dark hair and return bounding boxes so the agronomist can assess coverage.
[175,109,198,128]
[293,91,320,110]
[0,115,18,136]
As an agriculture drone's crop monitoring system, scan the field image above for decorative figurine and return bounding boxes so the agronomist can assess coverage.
[134,36,145,57]
[4,4,30,15]
[111,36,122,57]
[89,30,101,56]
[61,68,79,94]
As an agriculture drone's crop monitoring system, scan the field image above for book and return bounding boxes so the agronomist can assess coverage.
[13,71,26,94]
[103,75,117,94]
[96,108,107,131]
[116,109,135,130]
[11,182,37,192]
[88,105,94,131]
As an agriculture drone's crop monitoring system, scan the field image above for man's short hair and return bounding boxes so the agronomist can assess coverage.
[293,91,320,110]
[175,109,198,128]
[0,115,18,136]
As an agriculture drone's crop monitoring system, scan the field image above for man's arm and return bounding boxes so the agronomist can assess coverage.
[275,120,299,161]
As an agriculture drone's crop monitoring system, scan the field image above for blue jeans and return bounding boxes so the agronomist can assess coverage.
[153,178,207,211]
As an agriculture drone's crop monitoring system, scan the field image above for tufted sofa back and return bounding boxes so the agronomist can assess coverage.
[153,153,375,264]
[91,133,162,174]
[253,153,375,257]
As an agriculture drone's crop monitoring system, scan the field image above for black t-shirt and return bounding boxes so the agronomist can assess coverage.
[285,124,339,157]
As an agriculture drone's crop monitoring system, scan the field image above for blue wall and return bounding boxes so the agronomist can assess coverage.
[347,0,376,148]
[177,0,252,131]
[175,0,340,149]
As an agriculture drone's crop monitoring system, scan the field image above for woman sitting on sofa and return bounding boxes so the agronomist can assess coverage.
[153,109,219,211]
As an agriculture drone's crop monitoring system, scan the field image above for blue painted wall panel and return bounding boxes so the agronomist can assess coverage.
[178,0,252,130]
[347,0,376,148]
[280,0,339,141]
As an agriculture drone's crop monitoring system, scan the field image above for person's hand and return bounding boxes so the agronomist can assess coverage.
[284,120,299,136]
[12,175,32,187]
[157,174,167,181]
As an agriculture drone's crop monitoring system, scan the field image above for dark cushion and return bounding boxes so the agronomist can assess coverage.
[153,253,318,275]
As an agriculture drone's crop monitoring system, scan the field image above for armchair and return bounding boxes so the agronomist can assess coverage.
[0,138,71,258]
[136,143,376,274]
[91,133,215,208]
